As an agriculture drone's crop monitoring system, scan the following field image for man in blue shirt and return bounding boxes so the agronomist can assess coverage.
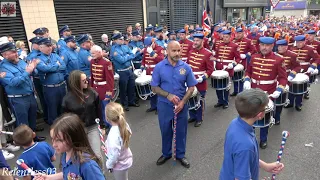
[57,25,72,55]
[0,42,45,141]
[151,41,197,168]
[77,34,92,78]
[128,30,144,69]
[36,37,67,125]
[60,35,79,78]
[110,33,139,111]
[220,89,284,180]
[154,27,166,49]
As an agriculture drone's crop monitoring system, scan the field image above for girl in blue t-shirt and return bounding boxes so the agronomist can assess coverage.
[34,113,105,180]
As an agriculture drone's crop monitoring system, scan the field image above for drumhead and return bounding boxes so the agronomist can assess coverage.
[265,99,274,112]
[135,75,152,85]
[211,70,229,79]
[290,73,309,83]
[114,73,119,80]
[186,86,198,98]
[134,69,141,77]
[234,64,244,72]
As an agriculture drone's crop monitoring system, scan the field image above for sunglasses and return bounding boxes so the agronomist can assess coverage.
[82,79,88,83]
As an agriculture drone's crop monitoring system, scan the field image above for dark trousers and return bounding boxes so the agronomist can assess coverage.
[233,81,243,94]
[43,84,67,125]
[288,93,303,107]
[34,78,48,121]
[150,95,157,110]
[216,89,229,105]
[157,101,188,159]
[274,106,282,123]
[189,91,206,122]
[8,95,37,131]
[118,70,136,107]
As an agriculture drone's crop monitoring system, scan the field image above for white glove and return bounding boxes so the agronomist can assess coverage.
[136,69,142,76]
[164,43,168,48]
[287,75,294,81]
[132,47,138,54]
[212,51,216,56]
[147,46,153,54]
[314,68,319,74]
[269,90,281,99]
[227,63,233,69]
[307,67,315,74]
[243,81,251,90]
[197,76,204,83]
[208,37,212,42]
[240,54,246,59]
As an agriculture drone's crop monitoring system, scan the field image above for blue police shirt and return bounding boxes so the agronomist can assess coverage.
[36,52,66,85]
[61,153,105,180]
[17,142,55,177]
[128,41,144,62]
[60,47,79,74]
[220,116,259,180]
[26,49,40,63]
[0,59,34,95]
[57,37,67,55]
[110,44,135,72]
[0,150,10,169]
[156,39,166,49]
[151,58,197,105]
[78,47,92,77]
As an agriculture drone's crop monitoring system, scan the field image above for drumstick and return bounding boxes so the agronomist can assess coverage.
[1,131,13,135]
[271,131,289,180]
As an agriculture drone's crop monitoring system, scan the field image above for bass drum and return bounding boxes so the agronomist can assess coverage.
[111,73,120,102]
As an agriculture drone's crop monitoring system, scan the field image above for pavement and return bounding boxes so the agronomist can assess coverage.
[6,80,320,180]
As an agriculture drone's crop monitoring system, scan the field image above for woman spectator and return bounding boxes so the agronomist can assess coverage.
[15,41,27,61]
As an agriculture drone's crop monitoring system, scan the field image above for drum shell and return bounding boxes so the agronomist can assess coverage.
[275,85,289,106]
[289,82,308,95]
[309,73,317,84]
[232,70,244,81]
[253,99,274,128]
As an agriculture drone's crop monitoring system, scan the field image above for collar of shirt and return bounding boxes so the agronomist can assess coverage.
[22,142,39,154]
[236,116,255,137]
[164,58,184,67]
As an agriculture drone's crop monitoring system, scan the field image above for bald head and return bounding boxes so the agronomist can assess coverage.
[167,41,181,62]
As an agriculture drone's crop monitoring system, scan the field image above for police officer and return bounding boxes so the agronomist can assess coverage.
[110,33,139,111]
[154,27,166,49]
[151,41,197,168]
[214,30,241,109]
[60,35,79,78]
[77,34,93,79]
[36,37,67,125]
[167,31,177,43]
[129,30,144,69]
[187,34,214,127]
[90,45,114,127]
[288,35,319,110]
[32,27,46,37]
[144,26,154,39]
[232,28,256,96]
[140,37,165,113]
[57,25,72,55]
[178,29,193,62]
[276,39,301,125]
[244,37,287,149]
[0,42,45,141]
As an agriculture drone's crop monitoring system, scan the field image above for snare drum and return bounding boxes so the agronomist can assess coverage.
[111,73,120,102]
[289,73,309,95]
[253,99,274,128]
[135,75,153,100]
[232,64,244,81]
[134,69,142,78]
[211,70,229,90]
[309,71,317,84]
[275,85,289,106]
[186,87,200,110]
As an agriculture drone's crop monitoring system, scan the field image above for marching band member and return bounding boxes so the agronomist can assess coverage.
[232,28,256,96]
[247,26,261,52]
[195,28,210,49]
[244,37,287,149]
[187,34,213,127]
[306,30,320,72]
[212,28,224,52]
[178,29,193,62]
[140,37,165,113]
[276,39,301,125]
[288,35,319,110]
[213,30,241,109]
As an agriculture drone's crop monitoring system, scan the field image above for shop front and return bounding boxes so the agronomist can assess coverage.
[273,1,307,17]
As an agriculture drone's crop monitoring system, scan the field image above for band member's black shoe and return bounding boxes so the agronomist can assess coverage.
[230,92,238,96]
[177,157,190,168]
[129,103,140,107]
[146,108,156,113]
[260,141,267,149]
[156,155,171,166]
[124,107,129,111]
[295,106,302,111]
[275,121,280,125]
[34,136,46,142]
[194,121,202,127]
[284,104,293,108]
[214,103,223,108]
[223,105,229,109]
[304,94,309,99]
[188,118,196,123]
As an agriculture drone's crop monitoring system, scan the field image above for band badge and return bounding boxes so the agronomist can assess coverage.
[179,68,186,75]
[108,65,112,70]
[0,72,6,78]
[60,56,64,60]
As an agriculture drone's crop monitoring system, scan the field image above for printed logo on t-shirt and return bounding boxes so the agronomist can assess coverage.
[67,172,82,180]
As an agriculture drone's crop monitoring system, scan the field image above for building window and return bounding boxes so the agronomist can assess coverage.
[232,8,247,21]
[251,8,262,20]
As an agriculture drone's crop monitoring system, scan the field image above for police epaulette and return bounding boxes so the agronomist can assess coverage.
[274,52,283,58]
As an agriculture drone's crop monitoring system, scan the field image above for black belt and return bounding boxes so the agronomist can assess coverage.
[43,81,66,88]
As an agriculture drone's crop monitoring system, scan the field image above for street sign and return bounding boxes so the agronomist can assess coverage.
[270,0,280,8]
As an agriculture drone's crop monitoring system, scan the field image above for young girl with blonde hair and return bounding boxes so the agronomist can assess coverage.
[105,102,133,180]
